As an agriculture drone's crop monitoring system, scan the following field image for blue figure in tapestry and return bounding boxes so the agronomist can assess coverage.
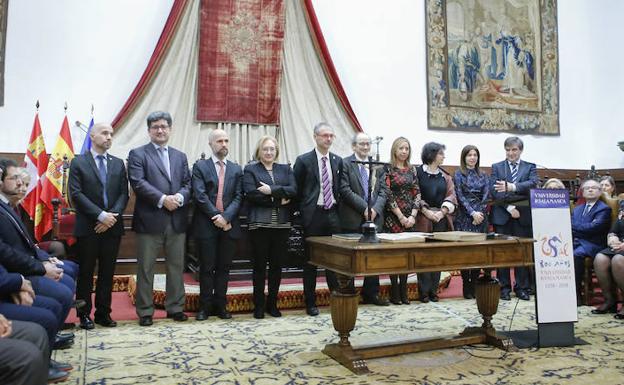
[449,36,480,101]
[496,30,535,96]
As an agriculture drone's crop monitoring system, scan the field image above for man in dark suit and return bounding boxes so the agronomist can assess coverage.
[191,128,242,321]
[128,111,192,326]
[571,179,611,297]
[0,159,74,334]
[293,122,343,316]
[339,132,389,306]
[490,136,538,301]
[69,123,129,329]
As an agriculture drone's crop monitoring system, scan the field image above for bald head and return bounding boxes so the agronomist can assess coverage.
[209,129,229,160]
[90,123,114,153]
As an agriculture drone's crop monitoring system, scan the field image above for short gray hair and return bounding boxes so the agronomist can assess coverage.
[351,132,371,146]
[504,136,524,150]
[313,122,333,135]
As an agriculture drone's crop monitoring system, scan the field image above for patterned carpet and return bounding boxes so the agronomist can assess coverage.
[54,299,624,385]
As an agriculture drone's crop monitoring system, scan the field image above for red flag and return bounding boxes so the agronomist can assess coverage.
[21,113,52,241]
[40,116,75,231]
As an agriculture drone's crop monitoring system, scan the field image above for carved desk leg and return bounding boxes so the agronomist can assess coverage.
[322,273,370,374]
[461,272,517,351]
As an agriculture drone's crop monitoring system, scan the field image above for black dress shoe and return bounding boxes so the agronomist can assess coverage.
[167,312,188,322]
[306,306,319,316]
[215,309,232,319]
[57,331,74,339]
[50,359,73,372]
[48,367,69,383]
[79,314,94,330]
[516,291,530,301]
[266,306,282,318]
[500,292,511,301]
[389,297,402,305]
[591,304,617,314]
[419,296,430,303]
[253,308,265,319]
[139,316,153,326]
[94,315,117,327]
[614,313,624,320]
[196,310,209,321]
[53,335,74,350]
[429,294,439,303]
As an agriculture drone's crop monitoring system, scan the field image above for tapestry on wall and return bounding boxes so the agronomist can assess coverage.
[426,0,559,135]
[196,0,285,125]
[0,0,8,106]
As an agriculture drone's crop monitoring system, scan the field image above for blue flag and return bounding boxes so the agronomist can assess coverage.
[80,118,94,154]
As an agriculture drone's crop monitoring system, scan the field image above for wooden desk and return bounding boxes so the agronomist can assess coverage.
[307,236,534,374]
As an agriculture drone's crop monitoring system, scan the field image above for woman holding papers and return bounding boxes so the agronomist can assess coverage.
[453,145,489,299]
[415,142,457,303]
[383,137,423,305]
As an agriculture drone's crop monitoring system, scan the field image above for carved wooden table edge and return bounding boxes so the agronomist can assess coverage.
[307,236,534,374]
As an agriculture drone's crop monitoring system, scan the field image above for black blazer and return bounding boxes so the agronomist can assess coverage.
[243,161,297,225]
[0,200,46,276]
[191,158,243,239]
[128,143,192,234]
[68,153,129,237]
[490,159,538,227]
[293,149,342,228]
[338,154,386,230]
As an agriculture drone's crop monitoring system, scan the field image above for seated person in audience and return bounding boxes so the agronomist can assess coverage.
[593,215,624,318]
[543,178,565,190]
[571,179,612,300]
[0,314,66,385]
[0,263,72,381]
[0,159,75,334]
[599,175,617,199]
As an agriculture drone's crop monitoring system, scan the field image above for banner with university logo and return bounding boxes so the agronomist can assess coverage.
[530,189,578,323]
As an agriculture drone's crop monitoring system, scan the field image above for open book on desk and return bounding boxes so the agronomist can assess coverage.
[377,232,430,243]
[431,231,486,242]
[332,233,363,241]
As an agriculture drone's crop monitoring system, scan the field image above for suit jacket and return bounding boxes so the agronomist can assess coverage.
[0,200,46,276]
[191,158,243,239]
[490,159,538,227]
[0,263,23,301]
[243,161,296,225]
[338,154,386,230]
[293,149,342,228]
[69,153,129,237]
[128,143,192,234]
[571,200,611,257]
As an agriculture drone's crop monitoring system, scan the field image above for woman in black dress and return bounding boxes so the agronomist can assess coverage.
[415,142,457,302]
[592,218,624,318]
[453,145,489,299]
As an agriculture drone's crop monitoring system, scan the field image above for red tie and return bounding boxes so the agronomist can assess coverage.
[216,160,225,212]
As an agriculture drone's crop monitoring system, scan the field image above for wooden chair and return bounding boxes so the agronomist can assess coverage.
[582,193,620,305]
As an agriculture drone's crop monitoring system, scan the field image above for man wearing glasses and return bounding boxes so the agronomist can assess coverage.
[128,111,192,326]
[338,132,389,306]
[293,122,342,316]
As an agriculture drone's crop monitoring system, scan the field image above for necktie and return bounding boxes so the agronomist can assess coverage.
[216,160,225,212]
[321,156,332,209]
[96,155,108,208]
[510,162,518,183]
[359,165,369,202]
[158,147,171,179]
[583,204,591,216]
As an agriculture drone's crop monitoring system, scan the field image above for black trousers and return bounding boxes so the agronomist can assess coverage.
[342,226,380,300]
[76,232,121,317]
[196,232,235,311]
[303,207,341,307]
[249,228,289,309]
[495,219,532,294]
[417,219,447,296]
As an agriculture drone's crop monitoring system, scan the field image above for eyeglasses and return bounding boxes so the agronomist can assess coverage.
[316,133,335,139]
[4,175,22,182]
[149,124,170,131]
[261,147,276,153]
[355,142,371,147]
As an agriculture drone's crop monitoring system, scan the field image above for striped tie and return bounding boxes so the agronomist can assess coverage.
[321,156,332,209]
[510,162,518,183]
[359,165,369,202]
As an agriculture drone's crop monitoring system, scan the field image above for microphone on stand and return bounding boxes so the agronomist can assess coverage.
[75,121,90,134]
[372,136,383,162]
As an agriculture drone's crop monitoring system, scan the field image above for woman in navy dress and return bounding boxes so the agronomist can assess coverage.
[453,145,489,299]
